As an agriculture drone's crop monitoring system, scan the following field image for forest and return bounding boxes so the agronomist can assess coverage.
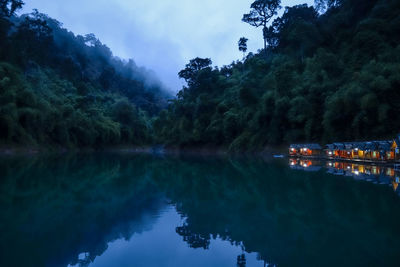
[1,0,400,151]
[0,0,169,147]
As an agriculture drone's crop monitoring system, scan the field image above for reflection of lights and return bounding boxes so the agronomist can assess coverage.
[355,171,360,175]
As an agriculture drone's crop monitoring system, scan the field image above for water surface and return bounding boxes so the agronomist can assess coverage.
[1,154,400,267]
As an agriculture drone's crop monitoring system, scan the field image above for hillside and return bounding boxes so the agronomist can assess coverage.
[1,0,400,151]
[0,5,169,148]
[153,0,400,151]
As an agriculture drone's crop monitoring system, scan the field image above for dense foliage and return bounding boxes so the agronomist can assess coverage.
[1,0,400,150]
[0,2,169,148]
[154,0,400,151]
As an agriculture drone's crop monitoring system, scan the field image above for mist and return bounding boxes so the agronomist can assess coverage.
[22,0,314,93]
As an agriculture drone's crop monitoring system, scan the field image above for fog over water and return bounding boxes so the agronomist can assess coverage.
[22,0,313,92]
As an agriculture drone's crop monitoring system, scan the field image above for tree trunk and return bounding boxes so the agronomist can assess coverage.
[264,38,267,51]
[263,26,267,55]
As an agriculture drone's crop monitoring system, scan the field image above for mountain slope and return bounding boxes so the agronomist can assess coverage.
[0,8,170,147]
[153,0,400,150]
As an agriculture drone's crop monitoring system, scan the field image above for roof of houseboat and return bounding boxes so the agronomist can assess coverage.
[290,144,322,149]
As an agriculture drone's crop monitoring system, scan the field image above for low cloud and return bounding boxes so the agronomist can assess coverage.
[22,0,313,93]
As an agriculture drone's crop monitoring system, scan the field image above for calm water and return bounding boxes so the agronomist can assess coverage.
[1,154,400,267]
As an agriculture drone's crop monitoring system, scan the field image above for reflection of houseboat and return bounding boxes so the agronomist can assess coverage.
[289,160,400,195]
[290,158,400,194]
[326,161,399,189]
[289,159,321,172]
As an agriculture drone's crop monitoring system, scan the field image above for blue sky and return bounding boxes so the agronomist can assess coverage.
[22,0,314,92]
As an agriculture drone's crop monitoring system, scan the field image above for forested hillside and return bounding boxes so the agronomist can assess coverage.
[153,0,400,151]
[1,0,400,151]
[0,2,169,148]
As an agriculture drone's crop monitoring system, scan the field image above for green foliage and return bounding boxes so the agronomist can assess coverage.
[0,56,154,148]
[242,0,282,50]
[155,0,400,151]
[1,0,399,151]
[0,0,24,17]
[238,37,248,58]
[0,8,171,148]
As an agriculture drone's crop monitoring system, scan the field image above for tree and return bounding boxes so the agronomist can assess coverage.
[238,37,248,59]
[178,57,212,87]
[0,0,24,17]
[242,0,281,51]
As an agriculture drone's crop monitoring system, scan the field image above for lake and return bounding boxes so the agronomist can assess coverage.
[1,153,400,267]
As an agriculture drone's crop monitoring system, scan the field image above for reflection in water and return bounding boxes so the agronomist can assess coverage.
[176,224,210,249]
[1,154,400,267]
[289,158,400,195]
[237,254,246,267]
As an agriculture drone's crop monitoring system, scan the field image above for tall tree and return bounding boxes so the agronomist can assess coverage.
[178,57,212,87]
[238,37,248,59]
[0,0,24,17]
[242,0,281,51]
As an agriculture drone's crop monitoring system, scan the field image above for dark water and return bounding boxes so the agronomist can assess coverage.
[1,154,400,267]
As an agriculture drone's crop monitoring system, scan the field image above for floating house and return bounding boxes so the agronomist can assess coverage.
[325,144,337,158]
[343,143,355,159]
[334,143,346,158]
[300,144,322,156]
[324,140,394,161]
[349,142,365,159]
[377,141,392,160]
[289,144,322,156]
[291,135,400,162]
[391,135,400,160]
[289,144,300,156]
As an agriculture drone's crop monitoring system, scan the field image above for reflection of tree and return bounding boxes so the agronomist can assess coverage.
[152,157,400,267]
[176,224,210,249]
[0,154,166,267]
[75,252,91,267]
[2,154,400,267]
[237,253,246,267]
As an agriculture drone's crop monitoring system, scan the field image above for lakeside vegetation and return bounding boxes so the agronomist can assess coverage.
[1,0,400,151]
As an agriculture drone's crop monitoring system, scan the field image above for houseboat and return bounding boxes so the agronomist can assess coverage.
[289,144,322,157]
[290,135,400,163]
[289,144,300,156]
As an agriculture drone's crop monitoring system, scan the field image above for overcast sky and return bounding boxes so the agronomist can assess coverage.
[22,0,314,92]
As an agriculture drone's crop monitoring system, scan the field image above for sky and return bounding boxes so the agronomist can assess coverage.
[21,0,314,92]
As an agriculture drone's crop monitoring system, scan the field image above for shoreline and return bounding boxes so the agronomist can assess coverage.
[0,144,288,158]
